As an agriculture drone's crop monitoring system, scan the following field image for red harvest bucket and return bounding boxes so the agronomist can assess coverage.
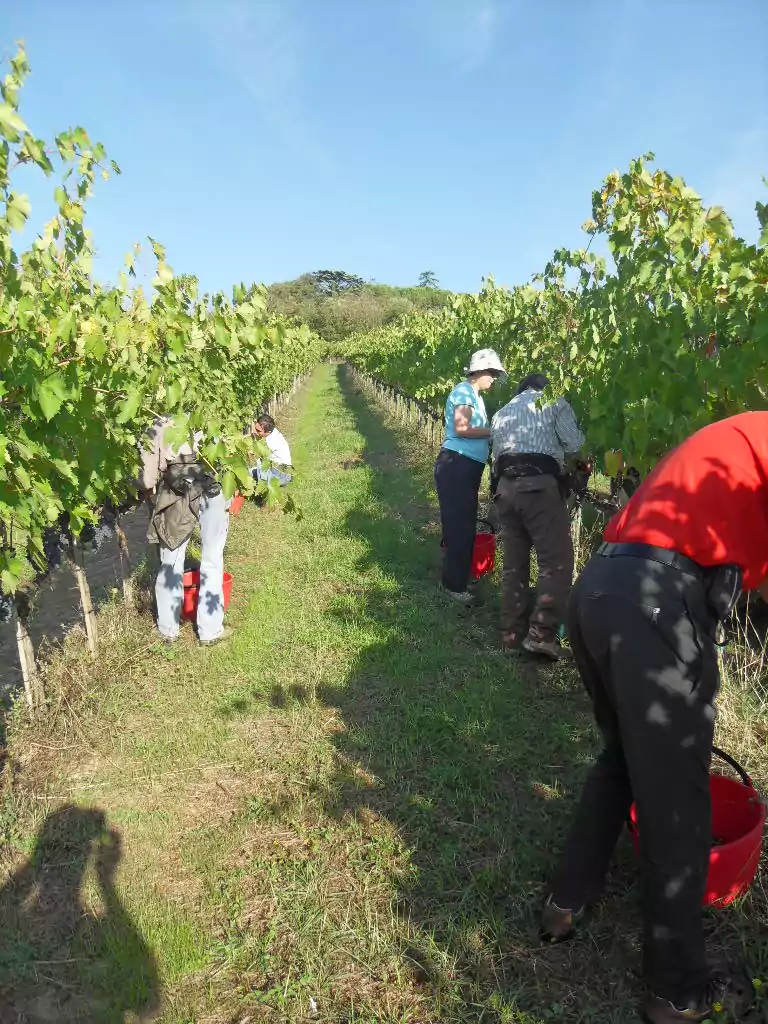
[181,570,233,621]
[471,525,496,580]
[440,519,497,580]
[628,747,766,907]
[229,494,245,516]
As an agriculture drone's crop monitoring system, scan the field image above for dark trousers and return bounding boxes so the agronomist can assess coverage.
[494,473,573,643]
[551,553,718,1006]
[434,448,485,593]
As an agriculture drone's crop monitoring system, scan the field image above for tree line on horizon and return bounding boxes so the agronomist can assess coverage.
[265,269,451,344]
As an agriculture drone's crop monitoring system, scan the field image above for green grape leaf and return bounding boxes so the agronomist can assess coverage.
[220,469,237,500]
[166,380,184,411]
[6,191,31,230]
[0,102,27,135]
[153,261,174,287]
[37,374,68,420]
[116,388,143,424]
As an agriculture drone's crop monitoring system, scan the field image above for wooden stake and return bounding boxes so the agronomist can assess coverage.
[115,513,133,605]
[70,540,98,659]
[15,605,42,710]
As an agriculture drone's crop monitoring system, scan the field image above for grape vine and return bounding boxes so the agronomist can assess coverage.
[0,45,323,595]
[343,156,768,472]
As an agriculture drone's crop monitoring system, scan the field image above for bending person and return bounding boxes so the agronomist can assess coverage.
[491,373,584,660]
[434,349,505,603]
[139,417,230,646]
[541,412,766,1023]
[250,414,293,486]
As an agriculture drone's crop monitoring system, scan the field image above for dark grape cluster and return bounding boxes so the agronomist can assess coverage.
[86,521,116,553]
[40,525,67,574]
[40,511,118,574]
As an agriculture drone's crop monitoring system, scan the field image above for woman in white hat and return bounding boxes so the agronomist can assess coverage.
[435,348,506,602]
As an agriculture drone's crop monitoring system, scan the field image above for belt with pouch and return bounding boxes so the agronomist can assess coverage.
[492,452,561,495]
[597,541,742,623]
[597,542,704,578]
[495,452,561,479]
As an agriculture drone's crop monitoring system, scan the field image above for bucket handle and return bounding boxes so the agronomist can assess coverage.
[627,745,755,836]
[476,518,496,535]
[711,745,753,790]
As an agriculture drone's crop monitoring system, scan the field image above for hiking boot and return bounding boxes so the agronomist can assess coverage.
[501,632,524,656]
[540,895,584,943]
[642,967,755,1022]
[523,636,572,661]
[439,585,475,605]
[199,627,233,646]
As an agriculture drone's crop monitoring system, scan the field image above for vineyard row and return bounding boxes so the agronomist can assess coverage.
[0,44,324,601]
[342,155,768,470]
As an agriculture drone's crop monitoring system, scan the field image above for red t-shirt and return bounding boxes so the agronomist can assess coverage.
[604,412,768,590]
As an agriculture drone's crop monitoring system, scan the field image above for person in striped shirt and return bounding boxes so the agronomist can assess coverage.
[491,373,585,659]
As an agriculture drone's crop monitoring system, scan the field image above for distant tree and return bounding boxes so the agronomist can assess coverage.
[310,270,365,296]
[417,270,439,289]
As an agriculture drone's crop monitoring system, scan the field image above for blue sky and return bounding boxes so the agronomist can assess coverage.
[2,0,766,295]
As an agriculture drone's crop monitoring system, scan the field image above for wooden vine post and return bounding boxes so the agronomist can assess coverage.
[67,535,98,660]
[114,514,133,605]
[14,591,43,710]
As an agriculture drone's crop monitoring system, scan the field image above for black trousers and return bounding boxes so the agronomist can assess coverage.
[551,552,718,1006]
[434,448,485,593]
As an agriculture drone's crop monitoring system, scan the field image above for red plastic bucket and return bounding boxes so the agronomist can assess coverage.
[471,525,496,580]
[181,570,233,621]
[628,747,766,907]
[440,519,496,580]
[229,494,245,517]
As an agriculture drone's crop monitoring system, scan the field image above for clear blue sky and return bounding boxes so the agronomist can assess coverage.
[2,0,766,295]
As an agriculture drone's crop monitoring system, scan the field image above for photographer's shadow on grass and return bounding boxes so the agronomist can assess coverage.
[0,805,159,1023]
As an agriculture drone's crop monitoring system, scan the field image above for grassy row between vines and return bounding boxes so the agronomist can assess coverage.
[350,366,768,804]
[0,363,766,1023]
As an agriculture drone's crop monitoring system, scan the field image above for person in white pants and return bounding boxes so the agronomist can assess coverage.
[155,491,229,644]
[139,418,231,645]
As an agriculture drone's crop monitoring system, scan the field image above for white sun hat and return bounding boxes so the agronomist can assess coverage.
[464,348,507,377]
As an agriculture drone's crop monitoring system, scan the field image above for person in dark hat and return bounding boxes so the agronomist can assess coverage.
[490,373,585,659]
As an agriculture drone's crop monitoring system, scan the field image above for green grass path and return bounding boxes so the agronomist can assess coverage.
[2,364,764,1024]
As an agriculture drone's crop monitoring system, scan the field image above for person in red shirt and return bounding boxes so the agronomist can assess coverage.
[540,412,768,1023]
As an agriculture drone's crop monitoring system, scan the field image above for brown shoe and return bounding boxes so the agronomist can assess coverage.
[642,968,755,1023]
[501,632,524,655]
[540,895,584,943]
[523,636,572,662]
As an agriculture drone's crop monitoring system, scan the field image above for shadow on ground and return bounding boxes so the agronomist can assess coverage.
[0,805,160,1023]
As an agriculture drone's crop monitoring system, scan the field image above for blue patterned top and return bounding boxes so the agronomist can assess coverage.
[442,381,489,464]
